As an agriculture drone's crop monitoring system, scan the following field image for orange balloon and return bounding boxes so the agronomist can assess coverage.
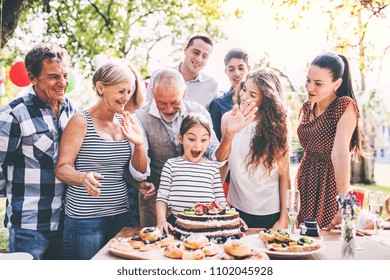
[9,61,30,87]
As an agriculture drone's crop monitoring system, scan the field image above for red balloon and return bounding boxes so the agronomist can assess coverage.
[10,61,30,87]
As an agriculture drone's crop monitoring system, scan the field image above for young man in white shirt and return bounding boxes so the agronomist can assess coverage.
[146,33,219,110]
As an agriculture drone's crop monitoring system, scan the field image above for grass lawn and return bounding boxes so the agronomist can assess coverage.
[0,197,7,253]
[0,163,389,253]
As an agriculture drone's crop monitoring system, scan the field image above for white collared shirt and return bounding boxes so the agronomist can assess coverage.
[134,100,224,165]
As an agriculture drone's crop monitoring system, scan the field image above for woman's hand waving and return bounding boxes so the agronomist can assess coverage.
[121,111,144,146]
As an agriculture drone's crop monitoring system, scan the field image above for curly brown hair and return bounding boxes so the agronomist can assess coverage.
[236,69,289,174]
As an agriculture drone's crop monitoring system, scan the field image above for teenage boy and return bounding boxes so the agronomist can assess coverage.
[209,48,251,140]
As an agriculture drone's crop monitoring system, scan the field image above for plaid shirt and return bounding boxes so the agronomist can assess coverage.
[0,87,76,231]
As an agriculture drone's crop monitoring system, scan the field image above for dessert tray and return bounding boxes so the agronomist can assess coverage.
[109,232,269,260]
[109,246,175,260]
[243,234,324,258]
[108,226,324,260]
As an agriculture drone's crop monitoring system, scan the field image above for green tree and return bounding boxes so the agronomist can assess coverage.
[267,0,389,103]
[0,0,31,49]
[1,0,229,76]
[1,0,232,107]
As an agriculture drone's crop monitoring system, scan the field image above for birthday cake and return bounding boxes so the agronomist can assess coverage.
[173,201,244,239]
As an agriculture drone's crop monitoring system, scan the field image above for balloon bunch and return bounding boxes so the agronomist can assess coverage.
[8,61,75,92]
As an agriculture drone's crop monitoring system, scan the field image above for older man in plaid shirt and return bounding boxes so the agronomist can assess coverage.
[0,43,76,259]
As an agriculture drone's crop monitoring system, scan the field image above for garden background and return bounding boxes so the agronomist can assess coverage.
[1,0,390,252]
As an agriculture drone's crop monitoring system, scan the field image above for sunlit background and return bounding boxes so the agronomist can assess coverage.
[204,0,390,109]
[1,0,390,257]
[2,1,389,106]
[1,0,389,154]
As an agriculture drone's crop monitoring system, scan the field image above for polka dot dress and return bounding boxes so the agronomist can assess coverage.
[296,96,357,228]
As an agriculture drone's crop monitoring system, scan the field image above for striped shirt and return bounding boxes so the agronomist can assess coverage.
[0,86,76,231]
[65,111,132,218]
[156,157,227,216]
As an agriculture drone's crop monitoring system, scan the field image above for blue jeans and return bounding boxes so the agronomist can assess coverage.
[128,185,140,226]
[8,227,63,260]
[63,211,131,260]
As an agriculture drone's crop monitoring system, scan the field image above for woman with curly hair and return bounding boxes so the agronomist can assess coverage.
[220,68,290,229]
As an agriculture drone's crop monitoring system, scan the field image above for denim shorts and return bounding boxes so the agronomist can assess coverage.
[63,211,131,260]
[236,208,280,229]
[8,227,63,260]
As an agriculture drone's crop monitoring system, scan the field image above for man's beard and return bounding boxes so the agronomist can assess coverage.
[160,111,179,123]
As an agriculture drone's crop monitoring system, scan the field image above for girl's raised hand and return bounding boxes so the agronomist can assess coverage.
[224,100,258,136]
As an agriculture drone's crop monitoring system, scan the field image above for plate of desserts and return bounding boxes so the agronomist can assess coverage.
[108,201,269,260]
[253,229,324,258]
[108,226,269,260]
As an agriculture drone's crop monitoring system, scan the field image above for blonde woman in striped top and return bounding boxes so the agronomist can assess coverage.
[56,60,151,259]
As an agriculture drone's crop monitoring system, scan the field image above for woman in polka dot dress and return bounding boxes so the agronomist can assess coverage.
[296,52,365,229]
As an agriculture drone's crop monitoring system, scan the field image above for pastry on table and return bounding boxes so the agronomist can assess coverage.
[201,242,220,256]
[223,240,251,257]
[139,227,162,242]
[109,237,134,252]
[129,235,144,249]
[243,249,269,260]
[159,234,175,247]
[259,229,321,252]
[182,249,206,260]
[139,241,161,252]
[183,234,209,250]
[164,243,186,259]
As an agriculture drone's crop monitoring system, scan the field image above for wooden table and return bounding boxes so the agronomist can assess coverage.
[92,227,390,260]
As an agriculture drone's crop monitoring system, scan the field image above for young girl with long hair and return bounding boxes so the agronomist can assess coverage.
[221,68,290,229]
[156,113,228,234]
